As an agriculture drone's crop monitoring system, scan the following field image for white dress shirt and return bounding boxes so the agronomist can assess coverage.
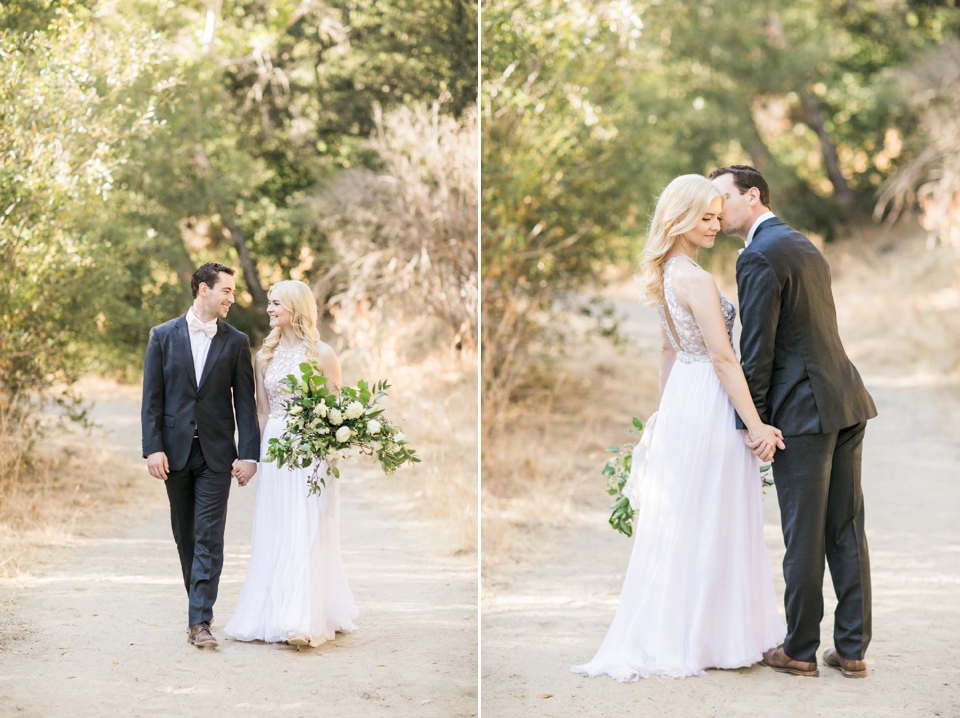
[186,308,216,385]
[186,309,256,463]
[745,211,777,247]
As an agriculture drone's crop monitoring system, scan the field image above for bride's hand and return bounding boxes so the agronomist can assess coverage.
[746,424,785,462]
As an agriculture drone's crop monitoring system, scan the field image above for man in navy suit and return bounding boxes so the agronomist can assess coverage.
[141,263,260,647]
[710,166,877,679]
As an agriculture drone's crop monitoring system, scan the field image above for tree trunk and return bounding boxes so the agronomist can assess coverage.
[800,90,856,207]
[223,212,268,310]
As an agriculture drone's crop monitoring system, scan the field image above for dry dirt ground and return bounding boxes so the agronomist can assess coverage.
[0,385,478,717]
[481,240,960,717]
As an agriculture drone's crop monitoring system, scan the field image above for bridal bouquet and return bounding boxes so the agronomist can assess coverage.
[263,361,420,495]
[603,417,644,537]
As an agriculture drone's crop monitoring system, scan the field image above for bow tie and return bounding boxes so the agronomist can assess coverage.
[187,313,218,339]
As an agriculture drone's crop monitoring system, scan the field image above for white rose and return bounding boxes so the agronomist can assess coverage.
[345,401,364,420]
[328,407,344,425]
[316,402,328,418]
[393,432,405,442]
[367,420,382,435]
[335,426,352,443]
[370,440,382,451]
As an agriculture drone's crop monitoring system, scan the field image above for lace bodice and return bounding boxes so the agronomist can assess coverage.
[264,343,307,417]
[657,256,736,364]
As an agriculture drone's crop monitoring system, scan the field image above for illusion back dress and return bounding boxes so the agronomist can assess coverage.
[225,342,359,646]
[572,256,785,680]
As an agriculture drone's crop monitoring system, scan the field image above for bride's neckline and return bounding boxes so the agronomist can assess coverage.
[666,254,699,268]
[277,342,305,352]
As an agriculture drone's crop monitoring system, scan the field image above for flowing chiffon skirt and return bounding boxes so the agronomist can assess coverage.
[225,416,359,645]
[571,360,785,680]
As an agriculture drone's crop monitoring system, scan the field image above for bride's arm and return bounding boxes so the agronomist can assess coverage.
[659,324,677,399]
[315,342,343,394]
[254,351,270,443]
[675,268,785,460]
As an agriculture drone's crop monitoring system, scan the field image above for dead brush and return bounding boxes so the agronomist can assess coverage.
[0,383,147,578]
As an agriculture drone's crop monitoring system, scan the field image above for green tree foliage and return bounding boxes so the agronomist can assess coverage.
[0,0,477,476]
[481,0,960,420]
[0,5,174,407]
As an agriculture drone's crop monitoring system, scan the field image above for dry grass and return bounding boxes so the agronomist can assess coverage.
[481,223,960,569]
[825,226,960,380]
[0,380,149,578]
[481,297,661,565]
[340,343,479,555]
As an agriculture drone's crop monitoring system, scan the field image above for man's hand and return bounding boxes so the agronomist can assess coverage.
[232,459,257,486]
[147,451,170,480]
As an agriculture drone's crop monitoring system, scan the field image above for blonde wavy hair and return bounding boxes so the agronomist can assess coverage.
[260,280,322,364]
[637,174,723,306]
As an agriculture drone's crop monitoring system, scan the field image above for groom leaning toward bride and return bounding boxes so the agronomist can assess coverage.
[141,263,260,648]
[573,167,876,682]
[710,165,877,678]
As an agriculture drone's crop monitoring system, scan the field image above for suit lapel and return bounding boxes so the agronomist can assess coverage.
[175,316,199,392]
[198,319,228,390]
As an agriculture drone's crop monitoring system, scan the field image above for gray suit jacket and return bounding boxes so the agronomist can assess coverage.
[735,217,877,435]
[141,315,260,472]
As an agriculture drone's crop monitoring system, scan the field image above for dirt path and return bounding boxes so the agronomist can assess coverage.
[0,391,477,717]
[482,301,960,717]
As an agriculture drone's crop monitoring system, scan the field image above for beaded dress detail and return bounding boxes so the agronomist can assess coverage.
[225,341,358,646]
[657,256,736,363]
[265,343,306,417]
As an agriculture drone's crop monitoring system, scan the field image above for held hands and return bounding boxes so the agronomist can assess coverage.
[232,459,257,486]
[745,424,786,462]
[147,452,170,480]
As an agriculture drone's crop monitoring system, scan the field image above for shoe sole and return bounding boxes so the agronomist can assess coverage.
[824,660,866,678]
[761,660,819,677]
[823,650,867,678]
[288,637,310,647]
[188,636,219,648]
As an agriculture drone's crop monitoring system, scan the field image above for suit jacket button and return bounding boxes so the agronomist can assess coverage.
[190,420,196,425]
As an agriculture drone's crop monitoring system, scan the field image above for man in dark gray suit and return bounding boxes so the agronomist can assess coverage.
[710,166,877,679]
[141,263,260,648]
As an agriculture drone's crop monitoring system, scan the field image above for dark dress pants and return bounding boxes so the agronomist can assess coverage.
[773,421,871,663]
[164,438,232,627]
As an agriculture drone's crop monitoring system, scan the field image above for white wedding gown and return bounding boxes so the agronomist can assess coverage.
[572,256,784,681]
[225,343,359,646]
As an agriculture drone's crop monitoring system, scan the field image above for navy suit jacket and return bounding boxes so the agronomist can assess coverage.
[141,315,260,473]
[735,217,877,436]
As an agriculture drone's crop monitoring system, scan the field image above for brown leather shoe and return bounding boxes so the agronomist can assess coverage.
[761,645,819,676]
[823,648,867,678]
[187,622,218,648]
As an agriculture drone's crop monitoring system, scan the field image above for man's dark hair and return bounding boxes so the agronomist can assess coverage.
[708,164,771,207]
[191,263,235,298]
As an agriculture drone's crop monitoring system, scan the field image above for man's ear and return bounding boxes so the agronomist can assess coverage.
[747,187,761,206]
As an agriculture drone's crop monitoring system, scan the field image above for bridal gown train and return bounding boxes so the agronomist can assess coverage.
[572,256,785,681]
[225,343,359,645]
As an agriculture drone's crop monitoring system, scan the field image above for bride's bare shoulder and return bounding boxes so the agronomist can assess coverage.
[671,259,717,296]
[313,340,339,362]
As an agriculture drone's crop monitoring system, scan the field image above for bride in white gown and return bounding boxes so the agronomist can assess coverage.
[572,175,786,680]
[225,280,358,647]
